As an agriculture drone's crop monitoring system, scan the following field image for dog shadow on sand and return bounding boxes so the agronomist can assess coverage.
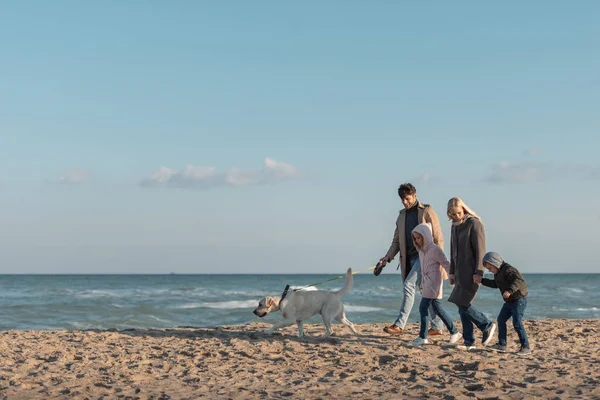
[94,323,407,349]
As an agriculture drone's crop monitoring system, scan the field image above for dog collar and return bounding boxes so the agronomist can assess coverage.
[280,284,290,301]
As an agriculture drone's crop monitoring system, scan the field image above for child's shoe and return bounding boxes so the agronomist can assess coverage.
[489,344,507,353]
[449,332,462,344]
[517,346,532,355]
[411,337,429,346]
[482,322,497,346]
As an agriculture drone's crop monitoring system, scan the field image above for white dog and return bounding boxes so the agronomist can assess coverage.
[253,268,360,338]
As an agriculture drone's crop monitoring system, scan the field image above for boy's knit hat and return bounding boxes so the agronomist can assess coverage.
[482,252,503,268]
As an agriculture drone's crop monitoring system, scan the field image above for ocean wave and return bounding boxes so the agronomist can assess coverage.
[222,289,266,297]
[575,307,600,311]
[177,300,258,309]
[344,305,386,313]
[75,290,124,298]
[561,288,584,293]
[147,315,172,323]
[351,288,397,297]
[175,303,203,309]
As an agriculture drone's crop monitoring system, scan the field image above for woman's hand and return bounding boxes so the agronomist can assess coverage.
[502,291,511,299]
[449,274,455,285]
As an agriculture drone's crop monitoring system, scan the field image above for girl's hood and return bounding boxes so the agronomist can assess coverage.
[412,222,434,251]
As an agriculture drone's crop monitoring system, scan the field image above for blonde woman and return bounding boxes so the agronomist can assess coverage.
[447,197,496,350]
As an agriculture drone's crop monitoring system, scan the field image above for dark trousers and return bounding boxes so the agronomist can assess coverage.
[419,298,458,339]
[457,304,493,346]
[497,296,530,348]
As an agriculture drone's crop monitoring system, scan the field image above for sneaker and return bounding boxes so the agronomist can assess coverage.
[489,344,507,353]
[449,332,462,344]
[411,337,429,346]
[428,329,443,336]
[517,346,532,355]
[482,322,497,346]
[383,325,404,335]
[456,344,476,351]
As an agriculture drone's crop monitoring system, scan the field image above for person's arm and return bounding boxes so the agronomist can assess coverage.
[383,222,400,262]
[449,228,455,284]
[434,247,451,276]
[506,267,527,295]
[481,277,497,288]
[470,219,486,276]
[425,207,444,250]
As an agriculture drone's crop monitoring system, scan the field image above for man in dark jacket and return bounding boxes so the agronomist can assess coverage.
[478,251,531,354]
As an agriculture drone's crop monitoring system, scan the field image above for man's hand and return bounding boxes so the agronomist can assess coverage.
[374,258,388,276]
[502,291,511,299]
[419,286,423,294]
[473,274,482,284]
[449,274,455,285]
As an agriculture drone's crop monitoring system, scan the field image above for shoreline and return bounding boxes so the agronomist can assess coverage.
[1,319,598,399]
[3,316,599,333]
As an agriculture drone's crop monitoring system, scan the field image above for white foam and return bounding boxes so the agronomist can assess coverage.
[222,289,265,297]
[148,315,171,323]
[344,305,385,313]
[179,300,258,309]
[76,290,121,298]
[562,288,584,293]
[575,307,600,311]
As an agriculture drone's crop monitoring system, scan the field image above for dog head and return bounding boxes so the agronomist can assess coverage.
[253,296,281,318]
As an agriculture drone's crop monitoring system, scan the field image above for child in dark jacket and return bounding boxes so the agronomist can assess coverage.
[479,251,531,354]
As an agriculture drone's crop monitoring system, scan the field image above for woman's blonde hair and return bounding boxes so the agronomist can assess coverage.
[447,197,481,221]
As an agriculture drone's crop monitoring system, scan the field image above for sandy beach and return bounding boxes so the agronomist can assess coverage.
[1,319,598,399]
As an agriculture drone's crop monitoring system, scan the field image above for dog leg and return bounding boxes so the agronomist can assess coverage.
[335,312,365,344]
[321,314,334,338]
[297,320,305,338]
[337,314,361,337]
[264,319,295,334]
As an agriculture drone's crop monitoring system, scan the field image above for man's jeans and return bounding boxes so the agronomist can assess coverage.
[419,298,458,339]
[393,257,442,330]
[497,296,530,348]
[457,304,493,346]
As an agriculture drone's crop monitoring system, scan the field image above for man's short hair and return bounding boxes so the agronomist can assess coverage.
[398,183,416,198]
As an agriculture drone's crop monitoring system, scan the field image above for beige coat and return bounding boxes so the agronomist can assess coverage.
[384,201,444,280]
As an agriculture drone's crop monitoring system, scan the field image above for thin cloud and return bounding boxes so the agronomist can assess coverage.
[523,147,542,156]
[411,173,436,185]
[57,169,92,184]
[141,158,300,189]
[485,161,600,184]
[141,164,217,188]
[486,161,545,184]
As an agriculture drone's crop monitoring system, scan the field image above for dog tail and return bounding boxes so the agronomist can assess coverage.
[335,268,353,297]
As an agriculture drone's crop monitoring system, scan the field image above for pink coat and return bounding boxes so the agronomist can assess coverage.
[413,223,451,300]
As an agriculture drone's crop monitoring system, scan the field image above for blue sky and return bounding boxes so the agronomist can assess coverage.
[1,1,599,274]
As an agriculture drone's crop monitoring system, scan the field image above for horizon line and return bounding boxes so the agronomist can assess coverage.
[1,272,597,276]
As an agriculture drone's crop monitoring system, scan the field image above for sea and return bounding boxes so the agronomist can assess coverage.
[1,274,599,331]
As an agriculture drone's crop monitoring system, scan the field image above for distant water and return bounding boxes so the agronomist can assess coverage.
[1,274,598,331]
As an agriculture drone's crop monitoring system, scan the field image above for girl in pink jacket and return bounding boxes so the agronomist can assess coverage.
[411,223,462,346]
